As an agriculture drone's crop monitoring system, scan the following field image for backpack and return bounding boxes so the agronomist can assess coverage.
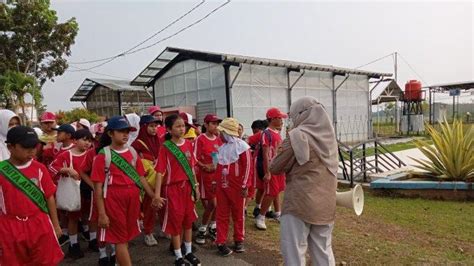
[102,146,138,198]
[256,129,272,180]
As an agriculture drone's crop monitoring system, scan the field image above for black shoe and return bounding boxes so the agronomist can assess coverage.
[208,227,217,241]
[175,258,190,266]
[98,257,109,266]
[185,253,201,266]
[217,244,233,257]
[109,255,116,266]
[68,243,84,259]
[195,230,206,245]
[233,242,245,253]
[252,207,261,218]
[181,243,198,255]
[88,238,99,252]
[265,210,275,218]
[58,235,70,247]
[81,231,90,241]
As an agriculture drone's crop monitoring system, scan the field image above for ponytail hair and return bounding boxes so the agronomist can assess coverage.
[96,130,112,153]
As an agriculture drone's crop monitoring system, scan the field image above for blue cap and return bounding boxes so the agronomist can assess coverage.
[106,116,137,132]
[53,124,75,134]
[140,115,160,126]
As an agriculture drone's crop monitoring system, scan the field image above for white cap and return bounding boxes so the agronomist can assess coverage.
[79,118,91,129]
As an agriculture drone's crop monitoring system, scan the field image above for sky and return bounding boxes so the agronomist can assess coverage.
[42,0,474,111]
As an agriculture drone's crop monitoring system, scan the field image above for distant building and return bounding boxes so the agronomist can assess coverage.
[70,78,153,117]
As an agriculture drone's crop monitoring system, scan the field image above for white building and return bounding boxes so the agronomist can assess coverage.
[132,47,391,143]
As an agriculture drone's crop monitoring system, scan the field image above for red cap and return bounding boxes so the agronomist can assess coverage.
[179,112,196,129]
[204,114,222,123]
[266,107,288,119]
[148,106,162,115]
[40,112,56,122]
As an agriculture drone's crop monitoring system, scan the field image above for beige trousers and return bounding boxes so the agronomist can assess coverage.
[280,214,335,266]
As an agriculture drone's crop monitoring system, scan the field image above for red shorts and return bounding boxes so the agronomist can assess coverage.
[0,213,64,266]
[161,181,198,236]
[98,185,141,244]
[247,185,256,199]
[257,174,286,197]
[199,172,217,200]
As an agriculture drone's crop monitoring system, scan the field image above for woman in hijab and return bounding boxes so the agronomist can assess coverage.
[0,109,21,161]
[270,96,338,266]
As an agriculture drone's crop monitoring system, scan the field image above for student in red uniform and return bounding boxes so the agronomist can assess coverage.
[214,118,252,256]
[153,114,201,266]
[194,114,222,244]
[37,111,58,166]
[247,120,268,217]
[80,131,115,266]
[91,116,155,266]
[255,108,287,230]
[53,124,76,157]
[0,126,64,265]
[132,115,161,247]
[49,129,93,259]
[148,106,167,141]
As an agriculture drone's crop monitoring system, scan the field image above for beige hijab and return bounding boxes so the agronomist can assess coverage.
[288,96,339,176]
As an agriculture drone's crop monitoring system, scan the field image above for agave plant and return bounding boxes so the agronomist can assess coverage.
[411,119,474,181]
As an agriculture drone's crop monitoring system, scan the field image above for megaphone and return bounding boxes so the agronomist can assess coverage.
[336,184,364,216]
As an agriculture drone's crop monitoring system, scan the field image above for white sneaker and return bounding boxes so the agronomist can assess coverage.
[144,234,158,246]
[255,217,267,230]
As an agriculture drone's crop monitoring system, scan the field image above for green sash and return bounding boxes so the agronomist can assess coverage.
[0,161,49,213]
[163,140,196,199]
[99,149,144,192]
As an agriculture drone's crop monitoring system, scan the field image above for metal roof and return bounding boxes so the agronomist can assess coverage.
[131,47,393,86]
[70,78,148,102]
[424,80,474,92]
[370,79,404,104]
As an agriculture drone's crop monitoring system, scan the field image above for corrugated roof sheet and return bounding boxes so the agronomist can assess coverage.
[131,47,393,86]
[70,78,148,102]
[425,80,474,91]
[370,79,404,104]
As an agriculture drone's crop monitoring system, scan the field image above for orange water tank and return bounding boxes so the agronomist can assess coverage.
[404,80,422,101]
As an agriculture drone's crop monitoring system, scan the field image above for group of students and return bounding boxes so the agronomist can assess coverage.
[0,105,289,266]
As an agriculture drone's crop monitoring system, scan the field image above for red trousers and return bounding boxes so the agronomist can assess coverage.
[142,194,157,235]
[216,187,246,245]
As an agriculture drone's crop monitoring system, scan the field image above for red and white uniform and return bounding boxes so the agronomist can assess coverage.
[40,142,74,168]
[215,149,252,245]
[0,160,64,266]
[90,148,145,244]
[80,148,98,222]
[246,131,262,198]
[49,150,88,220]
[256,128,286,197]
[155,140,198,236]
[194,134,222,200]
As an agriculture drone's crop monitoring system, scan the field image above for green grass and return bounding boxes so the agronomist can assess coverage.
[242,192,474,264]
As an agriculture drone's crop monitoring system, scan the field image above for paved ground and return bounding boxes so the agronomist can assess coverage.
[60,227,280,265]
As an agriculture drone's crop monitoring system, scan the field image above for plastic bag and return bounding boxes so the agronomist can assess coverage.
[55,151,81,211]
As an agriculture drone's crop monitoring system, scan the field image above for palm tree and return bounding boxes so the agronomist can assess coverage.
[0,70,40,124]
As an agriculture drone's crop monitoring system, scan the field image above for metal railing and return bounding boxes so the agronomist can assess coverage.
[338,139,407,187]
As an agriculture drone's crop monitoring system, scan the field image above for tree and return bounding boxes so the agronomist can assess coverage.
[0,70,41,124]
[0,0,78,86]
[56,108,99,125]
[383,102,395,123]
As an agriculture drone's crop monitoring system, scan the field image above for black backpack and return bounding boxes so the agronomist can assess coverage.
[256,129,272,180]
